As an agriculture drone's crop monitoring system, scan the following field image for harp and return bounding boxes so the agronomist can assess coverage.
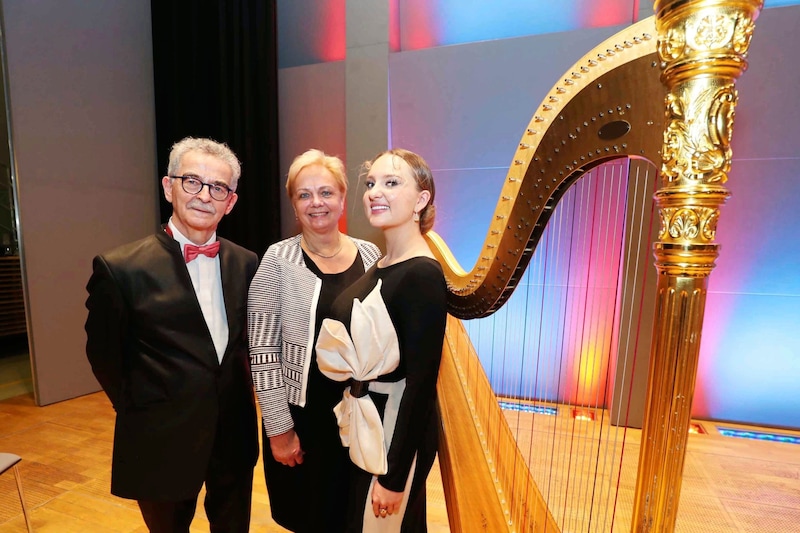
[426,2,763,532]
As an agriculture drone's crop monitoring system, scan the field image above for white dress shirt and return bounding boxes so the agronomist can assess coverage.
[168,219,228,362]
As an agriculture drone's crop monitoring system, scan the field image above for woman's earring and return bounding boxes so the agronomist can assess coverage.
[413,211,420,223]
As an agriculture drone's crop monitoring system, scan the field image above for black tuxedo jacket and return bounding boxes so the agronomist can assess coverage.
[85,228,259,501]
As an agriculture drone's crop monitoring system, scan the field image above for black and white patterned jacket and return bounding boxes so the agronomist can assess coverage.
[248,234,381,436]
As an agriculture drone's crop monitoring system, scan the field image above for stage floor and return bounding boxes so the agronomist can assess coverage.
[0,392,797,532]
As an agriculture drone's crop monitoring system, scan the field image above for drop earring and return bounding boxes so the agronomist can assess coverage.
[413,211,420,223]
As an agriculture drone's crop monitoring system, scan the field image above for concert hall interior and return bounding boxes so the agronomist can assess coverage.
[1,1,799,532]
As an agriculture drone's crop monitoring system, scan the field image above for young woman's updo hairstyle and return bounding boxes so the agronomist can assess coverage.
[365,148,436,234]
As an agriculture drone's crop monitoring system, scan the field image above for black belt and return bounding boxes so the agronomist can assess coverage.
[349,379,371,398]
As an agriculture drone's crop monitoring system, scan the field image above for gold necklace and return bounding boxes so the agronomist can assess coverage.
[302,235,343,259]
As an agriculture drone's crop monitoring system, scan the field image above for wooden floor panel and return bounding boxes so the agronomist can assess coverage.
[1,391,798,532]
[504,403,800,533]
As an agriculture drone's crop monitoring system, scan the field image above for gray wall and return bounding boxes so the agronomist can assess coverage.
[277,0,391,248]
[278,61,346,237]
[3,0,157,405]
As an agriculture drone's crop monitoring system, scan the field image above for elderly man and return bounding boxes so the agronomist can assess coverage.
[85,137,259,532]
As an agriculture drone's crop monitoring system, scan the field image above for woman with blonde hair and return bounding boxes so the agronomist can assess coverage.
[249,149,381,532]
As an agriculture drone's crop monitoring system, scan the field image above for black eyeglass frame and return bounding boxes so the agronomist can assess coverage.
[169,175,234,201]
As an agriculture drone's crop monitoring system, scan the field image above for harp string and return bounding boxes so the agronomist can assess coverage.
[595,163,628,532]
[575,169,607,532]
[545,193,568,516]
[589,163,627,532]
[611,161,659,530]
[562,174,588,528]
[568,172,607,531]
[573,164,615,532]
[460,159,657,531]
[522,216,550,527]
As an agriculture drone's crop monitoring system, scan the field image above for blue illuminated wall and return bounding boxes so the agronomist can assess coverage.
[692,5,800,427]
[394,0,637,50]
[391,1,798,51]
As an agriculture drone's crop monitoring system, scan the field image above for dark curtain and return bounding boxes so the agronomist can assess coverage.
[151,0,280,256]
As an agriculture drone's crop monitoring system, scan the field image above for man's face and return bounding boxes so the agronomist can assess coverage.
[161,150,238,242]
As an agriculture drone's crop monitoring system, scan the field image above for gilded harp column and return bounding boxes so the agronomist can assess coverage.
[632,1,762,532]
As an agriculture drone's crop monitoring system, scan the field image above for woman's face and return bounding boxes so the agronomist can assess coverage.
[363,154,428,231]
[292,164,345,234]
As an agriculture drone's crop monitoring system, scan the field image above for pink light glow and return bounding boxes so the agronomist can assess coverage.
[318,0,346,62]
[579,0,634,27]
[398,0,440,51]
[389,0,401,52]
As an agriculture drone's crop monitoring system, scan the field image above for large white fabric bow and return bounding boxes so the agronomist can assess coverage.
[316,280,400,475]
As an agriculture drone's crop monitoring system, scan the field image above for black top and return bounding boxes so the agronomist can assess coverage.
[328,256,447,491]
[262,250,368,532]
[301,250,366,447]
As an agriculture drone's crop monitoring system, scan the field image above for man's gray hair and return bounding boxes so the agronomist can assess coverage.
[167,137,242,191]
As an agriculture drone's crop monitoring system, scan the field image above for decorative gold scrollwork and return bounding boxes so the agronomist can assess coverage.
[660,206,719,243]
[665,207,699,240]
[709,86,737,148]
[658,27,685,61]
[733,14,757,53]
[703,207,720,241]
[691,13,734,50]
[661,83,738,185]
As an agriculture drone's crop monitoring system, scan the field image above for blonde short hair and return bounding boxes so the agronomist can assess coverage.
[285,149,347,198]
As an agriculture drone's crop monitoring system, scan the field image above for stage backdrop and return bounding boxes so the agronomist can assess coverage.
[277,1,800,430]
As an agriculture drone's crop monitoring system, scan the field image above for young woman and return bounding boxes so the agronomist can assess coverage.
[317,149,448,532]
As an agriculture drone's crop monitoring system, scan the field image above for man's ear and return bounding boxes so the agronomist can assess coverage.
[223,192,239,215]
[161,176,174,203]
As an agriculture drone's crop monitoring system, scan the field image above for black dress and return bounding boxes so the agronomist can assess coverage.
[320,257,448,532]
[263,252,365,533]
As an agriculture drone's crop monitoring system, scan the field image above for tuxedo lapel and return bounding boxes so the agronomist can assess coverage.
[156,230,220,369]
[219,240,243,362]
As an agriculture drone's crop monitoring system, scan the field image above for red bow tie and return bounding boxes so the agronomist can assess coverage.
[184,241,220,263]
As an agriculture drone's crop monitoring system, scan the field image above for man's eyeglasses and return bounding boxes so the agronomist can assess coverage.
[170,175,233,201]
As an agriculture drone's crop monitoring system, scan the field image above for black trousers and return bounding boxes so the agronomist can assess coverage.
[137,466,254,533]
